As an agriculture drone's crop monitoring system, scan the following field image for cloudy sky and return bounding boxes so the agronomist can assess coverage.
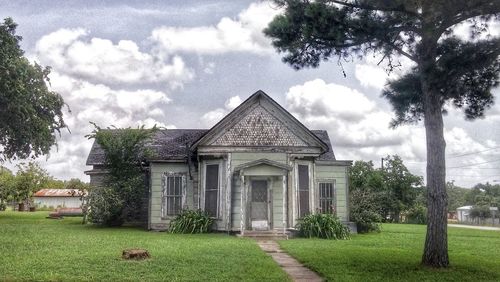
[1,0,499,188]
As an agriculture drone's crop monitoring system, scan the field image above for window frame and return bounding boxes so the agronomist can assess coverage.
[317,180,336,214]
[161,172,186,218]
[296,162,311,219]
[203,160,222,219]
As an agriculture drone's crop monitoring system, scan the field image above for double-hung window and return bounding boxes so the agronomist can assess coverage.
[204,164,220,217]
[318,182,335,214]
[162,173,185,217]
[298,164,310,218]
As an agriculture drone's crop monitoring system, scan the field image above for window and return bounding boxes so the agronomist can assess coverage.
[319,182,335,214]
[162,174,184,217]
[298,164,309,218]
[205,164,219,217]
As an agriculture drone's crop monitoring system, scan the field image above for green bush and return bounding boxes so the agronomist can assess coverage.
[405,204,427,224]
[351,210,382,233]
[0,202,6,211]
[169,209,214,234]
[296,213,350,239]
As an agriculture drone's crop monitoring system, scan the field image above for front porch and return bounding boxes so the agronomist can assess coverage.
[233,159,291,235]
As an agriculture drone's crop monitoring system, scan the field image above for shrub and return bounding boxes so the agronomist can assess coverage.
[0,202,6,211]
[351,210,382,233]
[296,213,350,239]
[86,187,124,226]
[405,204,427,224]
[169,209,214,234]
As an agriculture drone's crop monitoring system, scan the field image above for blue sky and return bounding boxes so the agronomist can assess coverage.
[1,0,499,187]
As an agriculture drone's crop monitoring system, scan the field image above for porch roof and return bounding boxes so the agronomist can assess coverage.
[234,158,292,172]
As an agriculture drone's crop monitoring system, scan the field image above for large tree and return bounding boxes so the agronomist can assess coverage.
[0,18,66,161]
[265,0,500,267]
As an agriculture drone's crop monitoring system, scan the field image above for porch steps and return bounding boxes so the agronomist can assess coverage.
[237,230,291,240]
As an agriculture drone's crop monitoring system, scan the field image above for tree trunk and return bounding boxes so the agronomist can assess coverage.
[421,77,449,267]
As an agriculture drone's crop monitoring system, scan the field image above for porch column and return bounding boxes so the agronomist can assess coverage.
[225,153,232,231]
[282,174,287,234]
[240,173,245,235]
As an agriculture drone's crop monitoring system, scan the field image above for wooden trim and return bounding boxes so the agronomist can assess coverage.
[282,175,287,233]
[160,172,187,220]
[234,158,292,172]
[315,160,353,166]
[240,173,245,235]
[225,153,232,231]
[201,160,223,219]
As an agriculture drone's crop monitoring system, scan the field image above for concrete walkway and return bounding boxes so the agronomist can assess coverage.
[448,224,500,231]
[256,240,323,282]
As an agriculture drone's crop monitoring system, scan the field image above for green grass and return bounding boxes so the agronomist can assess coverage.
[0,211,289,281]
[279,223,500,281]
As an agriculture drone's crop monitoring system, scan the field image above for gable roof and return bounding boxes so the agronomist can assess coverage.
[86,129,336,165]
[191,90,329,151]
[86,90,338,166]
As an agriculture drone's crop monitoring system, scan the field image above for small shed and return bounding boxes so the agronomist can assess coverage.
[33,189,85,209]
[456,205,473,223]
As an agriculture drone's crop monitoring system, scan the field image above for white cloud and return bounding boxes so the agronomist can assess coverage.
[286,79,375,122]
[4,71,176,181]
[285,78,497,187]
[150,2,280,55]
[355,64,391,90]
[201,95,242,127]
[35,28,193,87]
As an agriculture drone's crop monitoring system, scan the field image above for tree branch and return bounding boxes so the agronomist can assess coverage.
[326,0,420,17]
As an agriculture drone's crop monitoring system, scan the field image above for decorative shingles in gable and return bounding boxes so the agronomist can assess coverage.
[211,106,307,147]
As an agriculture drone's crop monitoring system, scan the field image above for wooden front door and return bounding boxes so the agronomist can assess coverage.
[250,180,269,230]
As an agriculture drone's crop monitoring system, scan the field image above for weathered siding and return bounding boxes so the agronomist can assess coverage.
[34,197,82,209]
[149,162,194,230]
[315,164,349,221]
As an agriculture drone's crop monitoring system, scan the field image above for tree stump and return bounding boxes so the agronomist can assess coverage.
[122,249,150,260]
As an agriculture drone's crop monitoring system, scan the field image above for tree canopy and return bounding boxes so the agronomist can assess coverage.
[0,18,66,161]
[265,0,500,267]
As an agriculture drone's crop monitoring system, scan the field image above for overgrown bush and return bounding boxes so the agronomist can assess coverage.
[85,124,157,226]
[296,213,350,239]
[169,209,214,234]
[87,187,124,226]
[405,204,427,224]
[351,210,382,233]
[0,202,6,211]
[349,189,383,233]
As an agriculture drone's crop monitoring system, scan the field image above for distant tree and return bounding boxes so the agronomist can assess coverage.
[382,156,423,222]
[64,178,89,191]
[0,166,14,210]
[348,161,384,232]
[265,0,499,267]
[0,18,66,161]
[12,162,50,208]
[45,178,65,189]
[446,181,469,211]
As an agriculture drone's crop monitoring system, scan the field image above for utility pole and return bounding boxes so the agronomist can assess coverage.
[381,157,384,169]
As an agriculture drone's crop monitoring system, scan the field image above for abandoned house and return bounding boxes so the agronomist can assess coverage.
[85,90,352,234]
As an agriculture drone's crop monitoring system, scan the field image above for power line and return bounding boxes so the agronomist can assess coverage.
[447,146,500,158]
[447,159,500,169]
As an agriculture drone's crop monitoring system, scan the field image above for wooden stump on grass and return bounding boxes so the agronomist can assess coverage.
[122,249,150,260]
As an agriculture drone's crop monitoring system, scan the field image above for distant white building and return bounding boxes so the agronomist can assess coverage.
[33,189,85,209]
[456,206,473,222]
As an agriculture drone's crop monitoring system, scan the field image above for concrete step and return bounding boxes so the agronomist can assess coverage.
[237,230,290,239]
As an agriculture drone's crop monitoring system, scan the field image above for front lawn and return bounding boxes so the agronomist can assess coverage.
[279,223,500,281]
[0,211,289,281]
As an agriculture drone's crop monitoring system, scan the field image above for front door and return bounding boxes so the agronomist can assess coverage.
[250,180,269,230]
